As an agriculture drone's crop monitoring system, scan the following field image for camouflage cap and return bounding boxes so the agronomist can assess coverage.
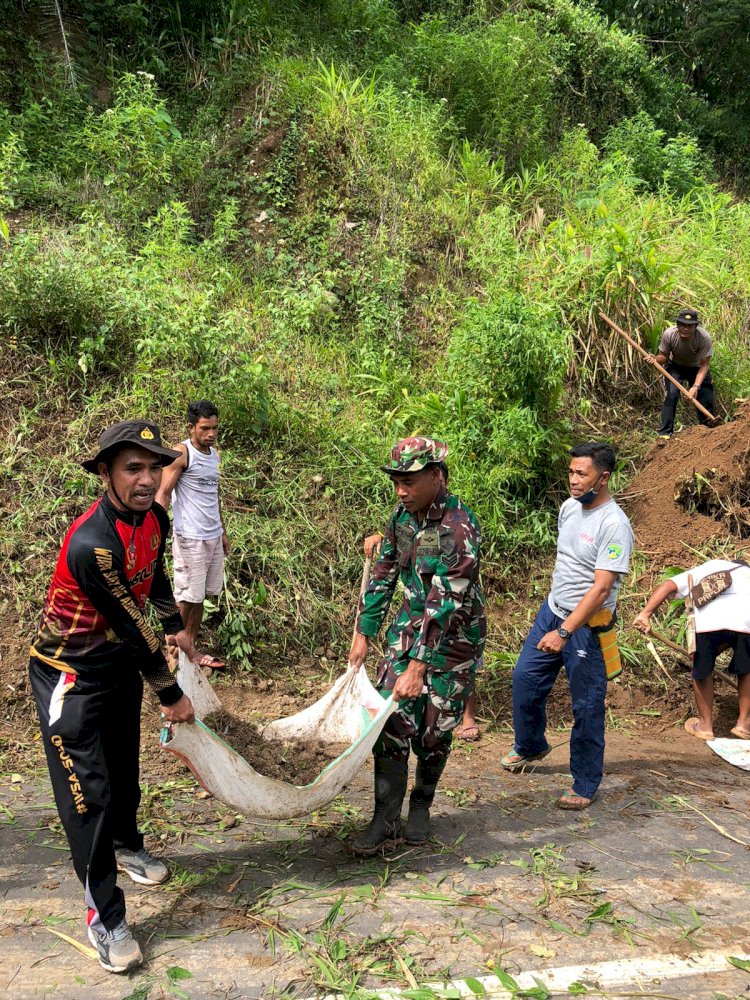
[675,308,700,326]
[382,436,449,476]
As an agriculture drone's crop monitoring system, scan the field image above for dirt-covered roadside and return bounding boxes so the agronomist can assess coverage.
[2,544,748,998]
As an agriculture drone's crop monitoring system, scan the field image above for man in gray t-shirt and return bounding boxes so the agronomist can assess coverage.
[549,499,632,618]
[647,308,715,437]
[501,442,633,810]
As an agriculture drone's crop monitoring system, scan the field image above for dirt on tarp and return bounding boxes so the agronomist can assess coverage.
[623,400,750,565]
[203,710,350,786]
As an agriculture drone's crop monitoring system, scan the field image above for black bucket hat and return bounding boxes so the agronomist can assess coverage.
[82,420,181,474]
[675,309,700,326]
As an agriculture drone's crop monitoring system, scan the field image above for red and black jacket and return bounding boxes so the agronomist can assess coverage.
[31,493,184,705]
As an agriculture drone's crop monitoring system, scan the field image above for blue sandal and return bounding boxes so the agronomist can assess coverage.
[500,746,551,772]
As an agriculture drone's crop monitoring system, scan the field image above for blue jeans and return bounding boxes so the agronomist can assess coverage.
[512,600,607,799]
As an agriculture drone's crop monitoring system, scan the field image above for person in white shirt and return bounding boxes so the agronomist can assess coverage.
[156,401,230,670]
[634,558,750,740]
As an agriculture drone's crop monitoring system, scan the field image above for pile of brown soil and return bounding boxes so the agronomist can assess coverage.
[203,710,350,786]
[623,401,750,565]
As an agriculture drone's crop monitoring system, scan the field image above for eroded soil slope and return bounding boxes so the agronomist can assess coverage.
[623,401,750,565]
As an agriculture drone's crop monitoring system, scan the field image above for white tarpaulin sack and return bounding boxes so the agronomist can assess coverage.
[707,738,750,771]
[160,653,395,819]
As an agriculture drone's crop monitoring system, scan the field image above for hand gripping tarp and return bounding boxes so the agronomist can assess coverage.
[160,653,395,819]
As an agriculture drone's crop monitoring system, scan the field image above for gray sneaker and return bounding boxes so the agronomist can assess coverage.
[88,918,143,973]
[116,846,169,885]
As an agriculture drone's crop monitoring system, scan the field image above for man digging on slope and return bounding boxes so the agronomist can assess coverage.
[648,308,715,438]
[348,437,485,853]
[29,420,196,974]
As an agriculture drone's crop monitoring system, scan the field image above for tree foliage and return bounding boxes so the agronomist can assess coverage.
[3,0,750,651]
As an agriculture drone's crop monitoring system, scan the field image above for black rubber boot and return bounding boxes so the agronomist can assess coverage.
[404,759,445,846]
[349,757,408,856]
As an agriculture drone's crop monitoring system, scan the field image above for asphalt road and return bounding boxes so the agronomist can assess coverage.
[1,727,749,999]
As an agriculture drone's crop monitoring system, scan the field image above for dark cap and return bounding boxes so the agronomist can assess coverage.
[381,436,449,476]
[675,309,700,326]
[81,420,181,474]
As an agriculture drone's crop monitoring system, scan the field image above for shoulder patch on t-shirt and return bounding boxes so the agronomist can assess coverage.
[607,543,623,560]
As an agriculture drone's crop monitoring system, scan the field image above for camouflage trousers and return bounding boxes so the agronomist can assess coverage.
[374,648,477,767]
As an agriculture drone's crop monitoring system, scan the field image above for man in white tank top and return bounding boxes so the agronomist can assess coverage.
[156,401,229,669]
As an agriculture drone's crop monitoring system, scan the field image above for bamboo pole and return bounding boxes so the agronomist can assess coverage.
[598,312,718,423]
[686,573,697,654]
[350,553,372,646]
[649,627,737,688]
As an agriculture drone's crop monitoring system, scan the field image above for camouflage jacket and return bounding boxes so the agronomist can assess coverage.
[356,488,486,671]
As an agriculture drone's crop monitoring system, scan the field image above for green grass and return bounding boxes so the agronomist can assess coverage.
[3,0,750,705]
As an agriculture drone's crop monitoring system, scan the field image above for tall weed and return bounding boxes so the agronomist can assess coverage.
[409,15,553,165]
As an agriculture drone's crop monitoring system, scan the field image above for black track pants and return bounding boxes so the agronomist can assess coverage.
[29,657,144,933]
[658,362,715,435]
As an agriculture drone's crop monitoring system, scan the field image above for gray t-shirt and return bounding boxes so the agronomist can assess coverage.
[658,325,712,367]
[548,497,633,617]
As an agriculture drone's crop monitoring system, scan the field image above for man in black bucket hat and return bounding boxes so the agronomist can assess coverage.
[29,419,196,975]
[648,309,715,437]
[80,419,187,473]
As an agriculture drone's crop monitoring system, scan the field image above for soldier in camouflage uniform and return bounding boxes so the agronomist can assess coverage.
[348,437,485,854]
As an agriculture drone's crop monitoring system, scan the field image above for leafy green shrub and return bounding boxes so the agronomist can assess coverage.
[10,47,88,174]
[662,133,712,196]
[409,15,554,164]
[711,340,750,405]
[603,112,666,190]
[0,204,262,396]
[377,293,572,553]
[535,0,699,142]
[0,228,118,365]
[11,71,208,223]
[81,73,184,215]
[458,203,518,286]
[603,112,709,195]
[0,129,27,213]
[445,292,570,421]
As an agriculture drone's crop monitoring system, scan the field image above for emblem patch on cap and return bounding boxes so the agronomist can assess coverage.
[140,427,155,440]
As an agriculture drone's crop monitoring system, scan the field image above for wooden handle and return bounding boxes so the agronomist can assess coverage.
[649,627,736,688]
[649,628,691,661]
[686,573,697,655]
[350,553,373,646]
[359,554,372,599]
[599,312,718,423]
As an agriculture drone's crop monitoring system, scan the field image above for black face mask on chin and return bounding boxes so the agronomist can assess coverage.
[576,474,604,506]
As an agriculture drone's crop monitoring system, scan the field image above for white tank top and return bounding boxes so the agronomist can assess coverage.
[172,440,222,539]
